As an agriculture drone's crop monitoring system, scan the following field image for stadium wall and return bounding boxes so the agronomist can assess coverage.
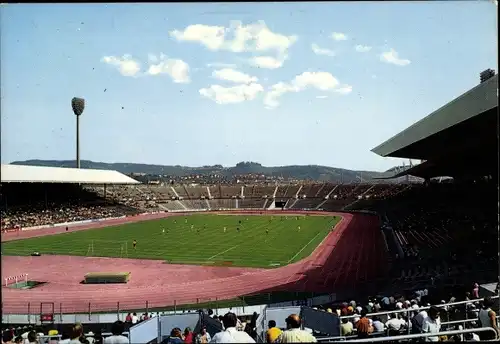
[20,216,127,232]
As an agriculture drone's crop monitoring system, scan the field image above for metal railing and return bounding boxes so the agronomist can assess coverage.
[37,332,130,344]
[340,295,499,320]
[318,327,498,342]
[336,296,499,338]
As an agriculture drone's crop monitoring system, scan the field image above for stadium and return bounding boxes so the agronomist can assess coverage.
[1,72,498,343]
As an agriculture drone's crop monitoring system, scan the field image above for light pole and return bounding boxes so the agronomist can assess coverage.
[71,97,85,169]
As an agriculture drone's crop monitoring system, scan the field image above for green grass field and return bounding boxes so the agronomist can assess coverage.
[2,214,340,268]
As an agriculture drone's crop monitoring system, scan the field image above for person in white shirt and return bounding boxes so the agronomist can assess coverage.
[371,316,385,333]
[131,313,138,325]
[421,306,441,342]
[277,314,317,343]
[210,312,255,343]
[86,332,95,344]
[386,314,405,334]
[104,321,129,344]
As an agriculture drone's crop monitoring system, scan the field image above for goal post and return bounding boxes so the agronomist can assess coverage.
[86,240,129,258]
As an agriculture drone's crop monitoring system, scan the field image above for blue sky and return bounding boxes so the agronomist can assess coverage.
[1,2,497,171]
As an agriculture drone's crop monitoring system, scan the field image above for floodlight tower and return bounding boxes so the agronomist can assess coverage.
[71,97,85,169]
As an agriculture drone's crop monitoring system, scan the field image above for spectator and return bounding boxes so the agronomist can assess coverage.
[92,331,103,344]
[14,336,23,344]
[3,330,14,344]
[472,283,479,299]
[86,332,95,344]
[58,332,71,344]
[371,316,385,333]
[210,312,255,343]
[27,331,37,344]
[277,314,317,343]
[183,328,193,344]
[340,318,353,337]
[355,309,373,339]
[412,308,428,334]
[463,332,480,341]
[266,320,282,343]
[478,296,499,340]
[421,306,441,342]
[125,313,132,323]
[386,314,405,336]
[103,321,128,344]
[131,313,139,324]
[196,327,210,344]
[162,328,183,344]
[68,324,84,344]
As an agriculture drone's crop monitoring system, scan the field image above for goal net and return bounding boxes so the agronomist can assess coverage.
[86,240,129,258]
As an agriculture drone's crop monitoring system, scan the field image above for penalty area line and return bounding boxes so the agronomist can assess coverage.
[287,231,322,264]
[207,245,239,260]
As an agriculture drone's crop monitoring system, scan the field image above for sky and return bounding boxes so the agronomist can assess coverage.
[0,2,497,172]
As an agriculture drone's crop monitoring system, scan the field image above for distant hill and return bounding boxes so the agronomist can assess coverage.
[9,160,384,183]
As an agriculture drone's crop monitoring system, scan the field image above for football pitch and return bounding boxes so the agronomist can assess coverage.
[2,214,340,268]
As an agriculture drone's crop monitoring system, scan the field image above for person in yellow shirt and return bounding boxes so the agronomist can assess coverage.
[266,320,282,343]
[277,314,317,343]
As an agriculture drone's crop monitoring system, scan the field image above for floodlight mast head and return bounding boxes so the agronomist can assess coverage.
[71,97,85,117]
[71,97,85,169]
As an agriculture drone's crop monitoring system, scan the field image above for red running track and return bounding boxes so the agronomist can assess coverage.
[1,211,387,314]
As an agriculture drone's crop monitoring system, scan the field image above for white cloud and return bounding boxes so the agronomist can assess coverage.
[264,71,352,108]
[170,21,297,55]
[199,83,264,104]
[355,45,372,53]
[212,68,257,84]
[311,43,335,57]
[146,55,190,83]
[334,85,353,94]
[170,24,227,51]
[331,32,347,41]
[380,49,411,66]
[293,71,340,91]
[249,55,285,69]
[101,55,141,77]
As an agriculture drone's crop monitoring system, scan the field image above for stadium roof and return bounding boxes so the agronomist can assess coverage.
[371,74,497,160]
[371,73,498,179]
[0,164,140,184]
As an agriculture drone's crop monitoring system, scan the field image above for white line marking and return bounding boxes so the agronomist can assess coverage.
[207,245,239,260]
[287,231,323,264]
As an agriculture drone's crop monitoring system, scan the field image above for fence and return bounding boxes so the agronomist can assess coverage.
[1,300,269,325]
[1,290,335,318]
[334,296,499,341]
[318,327,498,342]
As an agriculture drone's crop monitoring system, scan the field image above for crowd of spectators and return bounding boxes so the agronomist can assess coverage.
[362,179,497,285]
[1,321,129,344]
[1,182,409,229]
[1,184,140,231]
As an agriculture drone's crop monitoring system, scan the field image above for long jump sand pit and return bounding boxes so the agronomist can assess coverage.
[1,211,385,314]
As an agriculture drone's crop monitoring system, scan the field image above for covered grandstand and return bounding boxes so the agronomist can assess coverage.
[372,73,497,180]
[1,165,141,232]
